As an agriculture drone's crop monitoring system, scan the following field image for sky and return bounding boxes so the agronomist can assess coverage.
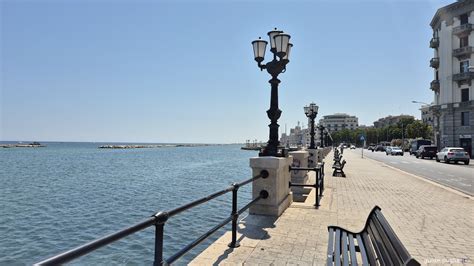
[1,0,454,143]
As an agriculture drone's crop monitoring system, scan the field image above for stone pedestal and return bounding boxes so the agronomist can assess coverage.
[249,156,293,217]
[289,151,309,194]
[307,148,319,168]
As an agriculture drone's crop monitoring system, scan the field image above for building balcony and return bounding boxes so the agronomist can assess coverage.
[430,57,439,68]
[430,80,440,92]
[453,23,473,36]
[452,72,474,85]
[430,37,439,48]
[453,46,473,58]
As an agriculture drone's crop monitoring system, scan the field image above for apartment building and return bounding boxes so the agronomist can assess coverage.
[430,0,474,157]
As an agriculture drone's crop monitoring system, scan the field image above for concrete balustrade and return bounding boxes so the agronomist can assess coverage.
[307,148,319,167]
[288,151,309,194]
[249,156,293,217]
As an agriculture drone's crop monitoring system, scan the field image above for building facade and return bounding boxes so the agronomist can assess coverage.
[420,105,435,128]
[430,0,474,157]
[373,115,415,128]
[318,113,359,133]
[280,122,308,147]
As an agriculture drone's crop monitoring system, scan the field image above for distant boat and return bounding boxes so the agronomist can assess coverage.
[241,146,262,151]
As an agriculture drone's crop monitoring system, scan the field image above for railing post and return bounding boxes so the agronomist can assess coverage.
[228,183,240,248]
[319,165,324,197]
[154,212,169,266]
[315,169,319,208]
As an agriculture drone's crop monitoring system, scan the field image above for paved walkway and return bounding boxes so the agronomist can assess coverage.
[190,150,473,265]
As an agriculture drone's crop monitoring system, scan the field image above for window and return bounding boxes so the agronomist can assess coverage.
[461,88,469,102]
[460,36,469,47]
[460,14,469,25]
[461,112,469,126]
[460,60,469,73]
[436,70,439,80]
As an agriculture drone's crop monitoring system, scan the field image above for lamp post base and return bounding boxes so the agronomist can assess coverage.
[259,146,289,157]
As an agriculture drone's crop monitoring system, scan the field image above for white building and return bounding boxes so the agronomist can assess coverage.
[430,0,474,157]
[420,105,435,128]
[318,113,359,133]
[280,122,308,147]
[373,115,415,128]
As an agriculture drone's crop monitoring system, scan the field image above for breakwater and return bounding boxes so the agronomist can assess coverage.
[98,144,213,149]
[1,143,45,148]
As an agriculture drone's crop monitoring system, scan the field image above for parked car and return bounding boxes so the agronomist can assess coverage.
[415,145,437,159]
[350,145,356,149]
[436,147,470,165]
[385,146,392,155]
[375,145,386,152]
[368,145,375,152]
[390,147,404,156]
[409,139,431,155]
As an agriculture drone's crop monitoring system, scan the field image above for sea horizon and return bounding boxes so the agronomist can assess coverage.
[0,140,243,145]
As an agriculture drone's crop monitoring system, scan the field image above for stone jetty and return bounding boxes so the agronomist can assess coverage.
[98,144,213,149]
[1,142,46,148]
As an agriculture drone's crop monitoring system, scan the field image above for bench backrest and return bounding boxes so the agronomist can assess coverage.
[363,207,419,266]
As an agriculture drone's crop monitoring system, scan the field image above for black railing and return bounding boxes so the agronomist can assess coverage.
[35,170,269,266]
[288,162,325,208]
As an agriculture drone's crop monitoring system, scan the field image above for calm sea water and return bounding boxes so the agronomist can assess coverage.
[0,142,257,265]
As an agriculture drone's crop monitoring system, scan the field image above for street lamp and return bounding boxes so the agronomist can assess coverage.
[411,100,430,105]
[304,103,319,149]
[252,28,293,157]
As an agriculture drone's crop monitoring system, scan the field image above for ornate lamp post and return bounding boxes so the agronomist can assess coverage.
[304,103,318,149]
[252,28,293,157]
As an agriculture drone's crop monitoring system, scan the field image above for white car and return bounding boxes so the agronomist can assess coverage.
[436,147,470,165]
[385,146,392,155]
[390,147,404,156]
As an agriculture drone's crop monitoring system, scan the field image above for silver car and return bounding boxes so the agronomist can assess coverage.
[436,147,470,165]
[390,147,404,156]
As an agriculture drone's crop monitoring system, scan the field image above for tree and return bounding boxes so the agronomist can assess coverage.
[406,120,432,139]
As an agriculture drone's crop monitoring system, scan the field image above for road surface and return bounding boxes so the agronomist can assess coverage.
[349,148,473,196]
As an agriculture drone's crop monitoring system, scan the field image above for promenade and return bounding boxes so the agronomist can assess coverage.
[191,149,473,265]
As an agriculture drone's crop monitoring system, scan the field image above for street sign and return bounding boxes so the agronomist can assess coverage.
[360,136,365,141]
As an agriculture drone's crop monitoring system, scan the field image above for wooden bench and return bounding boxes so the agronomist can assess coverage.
[332,160,346,177]
[327,206,420,266]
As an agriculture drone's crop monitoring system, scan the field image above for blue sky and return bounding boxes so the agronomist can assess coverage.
[1,0,453,143]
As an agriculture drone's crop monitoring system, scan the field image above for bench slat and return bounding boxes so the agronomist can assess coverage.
[335,229,341,266]
[375,210,411,262]
[327,228,335,266]
[356,234,369,266]
[372,212,403,265]
[368,220,393,265]
[361,232,377,265]
[348,233,358,266]
[327,207,419,266]
[342,231,349,266]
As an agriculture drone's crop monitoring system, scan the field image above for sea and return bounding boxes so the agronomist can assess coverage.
[0,142,258,265]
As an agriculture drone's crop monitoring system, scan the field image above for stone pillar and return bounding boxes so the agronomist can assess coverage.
[307,148,319,167]
[249,156,293,217]
[288,151,309,194]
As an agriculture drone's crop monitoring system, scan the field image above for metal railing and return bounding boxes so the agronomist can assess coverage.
[35,170,270,266]
[288,162,325,208]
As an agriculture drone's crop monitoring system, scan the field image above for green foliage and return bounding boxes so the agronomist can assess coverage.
[330,119,433,146]
[406,120,432,139]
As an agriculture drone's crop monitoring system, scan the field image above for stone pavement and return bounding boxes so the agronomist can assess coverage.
[190,150,473,265]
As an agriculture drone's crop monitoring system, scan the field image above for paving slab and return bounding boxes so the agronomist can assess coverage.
[190,150,473,265]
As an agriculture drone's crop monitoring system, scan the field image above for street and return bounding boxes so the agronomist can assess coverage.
[349,148,473,196]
